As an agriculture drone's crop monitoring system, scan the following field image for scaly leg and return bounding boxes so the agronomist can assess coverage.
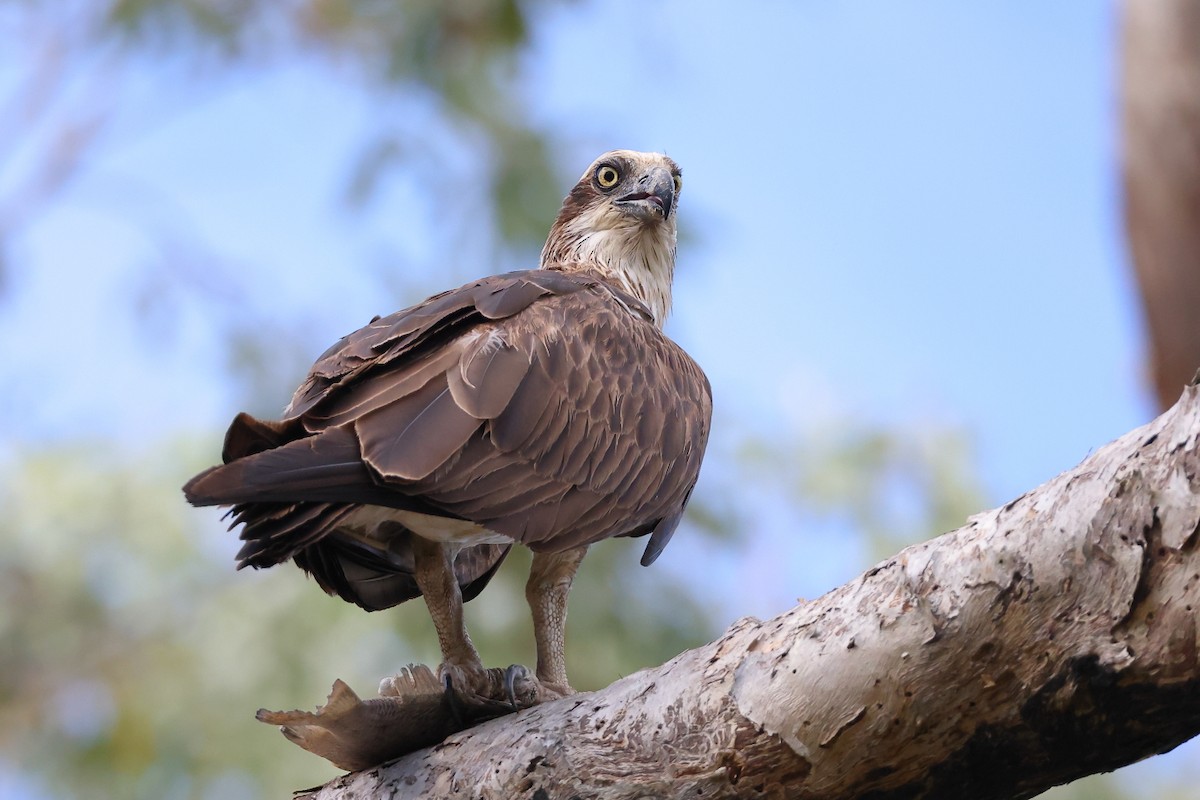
[525,545,588,696]
[411,535,482,671]
[407,536,536,709]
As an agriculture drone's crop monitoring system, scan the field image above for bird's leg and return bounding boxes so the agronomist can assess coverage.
[409,536,486,687]
[405,536,537,710]
[525,545,588,697]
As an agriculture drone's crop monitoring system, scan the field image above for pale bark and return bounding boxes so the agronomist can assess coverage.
[304,384,1200,800]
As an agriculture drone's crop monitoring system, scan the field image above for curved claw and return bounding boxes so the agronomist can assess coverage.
[503,664,529,710]
[442,670,467,727]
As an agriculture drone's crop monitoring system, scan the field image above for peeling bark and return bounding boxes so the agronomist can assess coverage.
[302,385,1200,800]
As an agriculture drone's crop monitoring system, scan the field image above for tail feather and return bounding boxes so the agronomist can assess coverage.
[184,427,372,507]
[184,411,509,612]
[233,502,355,569]
[222,411,300,461]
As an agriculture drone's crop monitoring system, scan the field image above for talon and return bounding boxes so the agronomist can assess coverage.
[503,665,523,710]
[442,670,467,727]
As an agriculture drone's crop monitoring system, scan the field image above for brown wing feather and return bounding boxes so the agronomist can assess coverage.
[355,380,481,481]
[446,338,531,419]
[302,347,462,429]
[284,270,584,420]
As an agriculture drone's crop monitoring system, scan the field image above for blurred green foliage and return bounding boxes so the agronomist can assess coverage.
[101,0,565,253]
[742,421,988,561]
[0,444,716,798]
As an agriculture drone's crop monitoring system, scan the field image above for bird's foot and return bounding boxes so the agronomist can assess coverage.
[436,662,537,718]
[533,678,575,701]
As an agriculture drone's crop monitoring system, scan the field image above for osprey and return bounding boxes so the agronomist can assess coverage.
[184,150,711,764]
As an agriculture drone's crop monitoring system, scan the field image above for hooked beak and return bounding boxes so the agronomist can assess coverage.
[615,166,675,221]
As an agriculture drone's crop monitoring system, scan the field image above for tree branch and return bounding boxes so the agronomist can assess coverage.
[302,384,1200,799]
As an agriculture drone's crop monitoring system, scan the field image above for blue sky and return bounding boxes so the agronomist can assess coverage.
[533,1,1136,504]
[3,0,1146,595]
[5,1,1195,791]
[3,2,1142,494]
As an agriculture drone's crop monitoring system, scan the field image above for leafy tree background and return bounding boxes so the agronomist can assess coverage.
[0,2,1193,798]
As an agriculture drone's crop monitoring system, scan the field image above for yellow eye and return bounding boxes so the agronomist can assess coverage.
[596,165,620,189]
[673,174,683,194]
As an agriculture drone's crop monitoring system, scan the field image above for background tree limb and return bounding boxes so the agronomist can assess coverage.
[1123,0,1200,410]
[304,383,1200,800]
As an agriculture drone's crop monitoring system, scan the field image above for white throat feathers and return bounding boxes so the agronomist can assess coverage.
[539,150,681,329]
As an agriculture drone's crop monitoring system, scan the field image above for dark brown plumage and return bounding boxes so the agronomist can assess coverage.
[186,267,709,606]
[183,151,710,758]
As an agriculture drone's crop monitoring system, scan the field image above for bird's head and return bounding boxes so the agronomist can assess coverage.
[540,150,682,327]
